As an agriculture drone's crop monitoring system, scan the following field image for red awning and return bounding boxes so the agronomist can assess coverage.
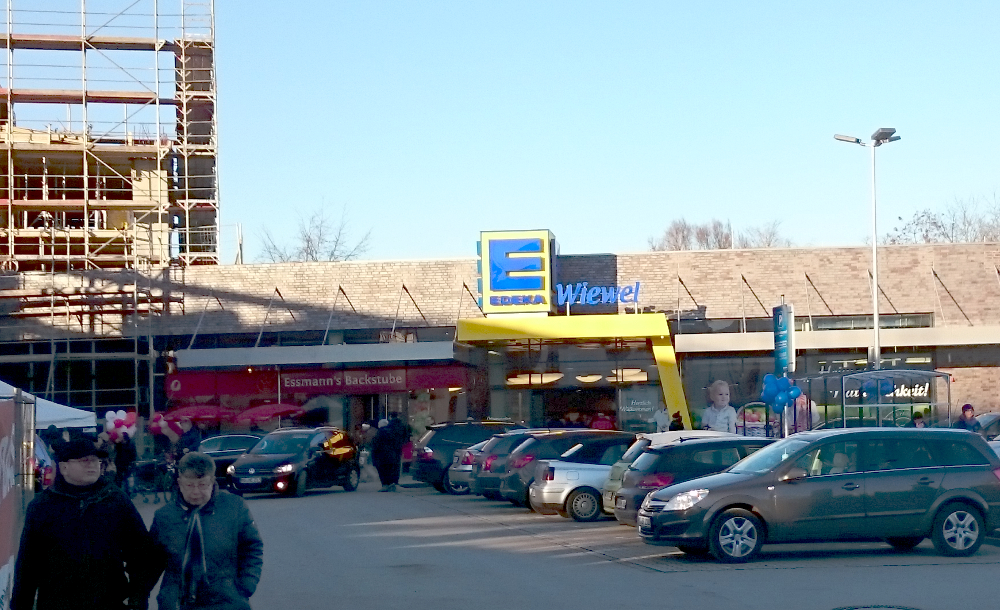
[164,404,230,423]
[234,403,304,424]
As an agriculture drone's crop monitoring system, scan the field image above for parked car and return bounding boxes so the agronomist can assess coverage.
[614,436,772,526]
[528,435,637,521]
[197,433,263,485]
[229,427,360,496]
[977,413,1000,439]
[638,428,1000,562]
[471,429,552,500]
[602,431,733,513]
[413,421,521,493]
[444,440,489,495]
[501,430,635,508]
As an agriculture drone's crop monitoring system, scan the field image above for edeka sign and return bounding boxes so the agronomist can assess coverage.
[479,230,556,315]
[281,369,407,394]
[555,282,640,306]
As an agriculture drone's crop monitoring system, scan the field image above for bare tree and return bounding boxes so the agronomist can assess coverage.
[649,219,694,251]
[258,207,372,263]
[885,195,1000,244]
[736,220,791,248]
[651,218,785,251]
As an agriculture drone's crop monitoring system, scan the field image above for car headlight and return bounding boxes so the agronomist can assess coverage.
[226,464,235,475]
[274,464,295,474]
[661,489,709,511]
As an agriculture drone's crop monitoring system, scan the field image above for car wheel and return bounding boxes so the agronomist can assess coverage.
[931,503,984,557]
[445,472,470,495]
[432,480,447,493]
[676,544,709,556]
[886,536,923,551]
[483,491,502,501]
[709,508,764,563]
[567,488,602,522]
[294,470,308,497]
[342,468,360,492]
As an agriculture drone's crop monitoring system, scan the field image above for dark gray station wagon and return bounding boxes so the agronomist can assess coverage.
[638,428,1000,562]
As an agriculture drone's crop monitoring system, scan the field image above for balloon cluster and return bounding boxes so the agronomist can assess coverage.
[760,374,801,409]
[148,413,183,444]
[103,410,137,443]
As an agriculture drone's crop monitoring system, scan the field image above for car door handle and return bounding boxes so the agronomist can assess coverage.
[918,477,933,485]
[842,482,860,490]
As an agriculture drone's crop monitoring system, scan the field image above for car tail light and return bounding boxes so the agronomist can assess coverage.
[483,455,498,472]
[418,447,436,462]
[461,451,476,466]
[511,455,535,470]
[993,468,1000,482]
[637,473,674,490]
[544,467,555,481]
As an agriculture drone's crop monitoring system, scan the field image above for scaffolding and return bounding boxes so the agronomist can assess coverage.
[0,0,219,272]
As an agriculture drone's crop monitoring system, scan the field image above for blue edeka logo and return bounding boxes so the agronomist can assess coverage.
[488,238,548,307]
[555,282,640,306]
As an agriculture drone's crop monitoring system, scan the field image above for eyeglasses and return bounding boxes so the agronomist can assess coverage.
[178,479,214,491]
[66,456,101,465]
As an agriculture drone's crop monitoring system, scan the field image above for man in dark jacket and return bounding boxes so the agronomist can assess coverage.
[12,437,153,610]
[151,451,263,610]
[371,419,402,492]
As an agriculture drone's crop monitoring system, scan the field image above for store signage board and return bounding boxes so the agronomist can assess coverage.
[773,303,795,374]
[479,230,556,315]
[282,369,407,394]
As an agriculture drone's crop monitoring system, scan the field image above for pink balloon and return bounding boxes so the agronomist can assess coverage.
[114,418,125,428]
[124,412,137,426]
[108,429,120,442]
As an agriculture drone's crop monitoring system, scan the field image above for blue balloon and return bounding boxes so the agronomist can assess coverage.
[775,391,789,407]
[761,386,777,402]
[763,374,777,387]
[777,376,791,392]
[788,386,802,400]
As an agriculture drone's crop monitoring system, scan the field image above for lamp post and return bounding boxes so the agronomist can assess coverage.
[834,128,901,370]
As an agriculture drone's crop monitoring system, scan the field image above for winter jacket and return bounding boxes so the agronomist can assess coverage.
[151,488,263,610]
[11,475,153,610]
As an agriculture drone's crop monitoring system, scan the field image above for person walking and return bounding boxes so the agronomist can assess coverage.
[12,437,153,610]
[150,451,264,610]
[371,419,401,491]
[116,431,139,490]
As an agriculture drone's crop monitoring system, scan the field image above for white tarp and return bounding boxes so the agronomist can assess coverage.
[0,380,97,428]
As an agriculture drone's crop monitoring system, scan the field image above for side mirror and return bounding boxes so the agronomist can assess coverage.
[779,467,807,482]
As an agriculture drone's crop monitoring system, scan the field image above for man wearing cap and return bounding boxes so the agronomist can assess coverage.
[953,404,983,433]
[12,437,153,610]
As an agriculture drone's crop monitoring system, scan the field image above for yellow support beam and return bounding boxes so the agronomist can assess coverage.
[457,313,690,427]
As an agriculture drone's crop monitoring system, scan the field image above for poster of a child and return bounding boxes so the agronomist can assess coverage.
[700,380,737,433]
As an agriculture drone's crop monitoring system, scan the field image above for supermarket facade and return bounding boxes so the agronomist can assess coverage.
[0,231,999,434]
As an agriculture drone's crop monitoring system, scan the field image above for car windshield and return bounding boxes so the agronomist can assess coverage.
[729,438,812,474]
[249,433,311,455]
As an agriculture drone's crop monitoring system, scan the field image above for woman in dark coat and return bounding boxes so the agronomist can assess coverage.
[370,419,401,492]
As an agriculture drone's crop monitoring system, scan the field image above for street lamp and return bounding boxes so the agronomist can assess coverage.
[834,128,901,370]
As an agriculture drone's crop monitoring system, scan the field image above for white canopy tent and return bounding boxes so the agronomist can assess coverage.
[0,380,97,429]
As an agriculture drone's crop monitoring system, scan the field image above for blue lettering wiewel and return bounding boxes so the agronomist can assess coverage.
[555,282,641,306]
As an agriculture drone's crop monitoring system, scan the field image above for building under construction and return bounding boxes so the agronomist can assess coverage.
[2,0,218,271]
[0,0,218,418]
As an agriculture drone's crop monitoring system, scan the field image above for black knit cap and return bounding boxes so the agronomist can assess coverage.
[52,438,108,462]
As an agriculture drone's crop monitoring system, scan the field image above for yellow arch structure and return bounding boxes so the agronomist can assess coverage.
[456,313,691,429]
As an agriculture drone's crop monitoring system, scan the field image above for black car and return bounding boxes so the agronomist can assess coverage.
[197,434,263,485]
[500,430,635,507]
[471,429,551,499]
[638,428,1000,562]
[614,436,772,526]
[413,421,521,492]
[229,427,360,496]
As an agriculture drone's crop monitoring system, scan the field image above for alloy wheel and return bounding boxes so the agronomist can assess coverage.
[942,510,979,550]
[718,516,758,558]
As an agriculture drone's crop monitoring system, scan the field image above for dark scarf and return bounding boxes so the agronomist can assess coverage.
[180,499,210,605]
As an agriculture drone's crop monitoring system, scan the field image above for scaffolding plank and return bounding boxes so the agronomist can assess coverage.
[9,89,175,105]
[2,33,180,53]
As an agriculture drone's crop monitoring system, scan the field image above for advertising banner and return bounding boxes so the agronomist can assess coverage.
[0,398,18,610]
[281,369,407,394]
[773,303,795,374]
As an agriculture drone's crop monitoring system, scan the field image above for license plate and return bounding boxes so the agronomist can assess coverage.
[638,515,651,528]
[616,496,627,509]
[240,477,262,484]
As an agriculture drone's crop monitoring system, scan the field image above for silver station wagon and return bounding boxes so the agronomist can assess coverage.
[638,428,1000,562]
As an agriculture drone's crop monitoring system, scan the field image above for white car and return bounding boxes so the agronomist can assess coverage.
[527,436,635,521]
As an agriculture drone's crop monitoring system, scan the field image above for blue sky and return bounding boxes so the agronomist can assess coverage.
[217,1,999,262]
